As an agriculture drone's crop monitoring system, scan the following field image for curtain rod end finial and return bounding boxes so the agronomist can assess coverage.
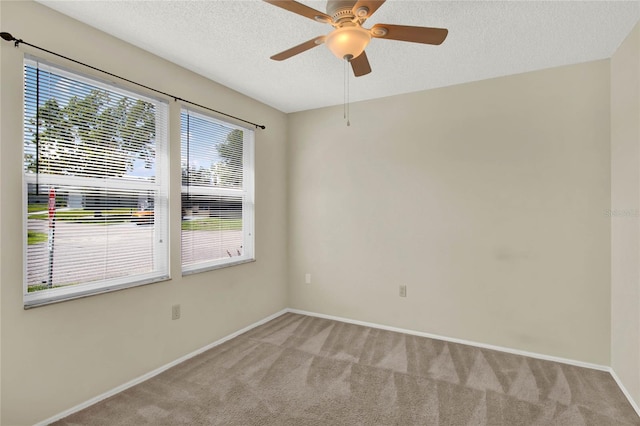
[1,32,15,42]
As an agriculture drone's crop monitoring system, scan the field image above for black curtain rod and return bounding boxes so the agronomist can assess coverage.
[0,32,266,130]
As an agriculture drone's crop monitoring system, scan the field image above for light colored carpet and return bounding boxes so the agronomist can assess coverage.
[54,313,640,425]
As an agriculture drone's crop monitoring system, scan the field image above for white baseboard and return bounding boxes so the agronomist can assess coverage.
[609,367,640,418]
[36,308,289,426]
[286,308,610,371]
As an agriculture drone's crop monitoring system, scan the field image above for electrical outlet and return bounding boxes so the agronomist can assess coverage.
[305,273,311,284]
[399,285,407,297]
[172,304,181,320]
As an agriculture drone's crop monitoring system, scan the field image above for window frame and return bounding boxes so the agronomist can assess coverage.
[22,56,170,308]
[180,107,255,275]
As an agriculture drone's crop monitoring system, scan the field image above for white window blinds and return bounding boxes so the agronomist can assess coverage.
[23,57,169,307]
[181,109,254,273]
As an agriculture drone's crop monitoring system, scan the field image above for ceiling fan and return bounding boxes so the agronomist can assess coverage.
[263,0,448,77]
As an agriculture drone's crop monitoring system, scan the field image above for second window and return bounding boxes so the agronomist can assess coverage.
[181,109,255,273]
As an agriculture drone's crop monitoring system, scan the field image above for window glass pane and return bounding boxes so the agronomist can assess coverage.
[26,185,158,291]
[24,65,158,181]
[23,58,169,307]
[181,194,244,268]
[181,113,243,189]
[180,109,254,273]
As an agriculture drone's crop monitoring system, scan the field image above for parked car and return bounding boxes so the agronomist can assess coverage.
[132,209,154,225]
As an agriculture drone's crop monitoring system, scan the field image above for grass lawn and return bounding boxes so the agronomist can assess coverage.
[29,208,136,223]
[27,230,48,245]
[182,217,242,231]
[28,204,49,213]
[28,284,52,293]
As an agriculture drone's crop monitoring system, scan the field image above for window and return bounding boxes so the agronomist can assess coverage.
[23,57,169,307]
[181,109,254,273]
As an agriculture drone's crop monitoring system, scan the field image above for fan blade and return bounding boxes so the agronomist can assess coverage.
[350,51,372,77]
[270,36,326,61]
[371,24,448,45]
[263,0,331,23]
[352,0,386,21]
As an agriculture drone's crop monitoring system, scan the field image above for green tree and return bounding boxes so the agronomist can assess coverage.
[215,129,243,187]
[26,89,156,178]
[182,165,213,186]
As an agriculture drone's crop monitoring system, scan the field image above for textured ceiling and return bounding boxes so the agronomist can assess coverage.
[37,0,640,113]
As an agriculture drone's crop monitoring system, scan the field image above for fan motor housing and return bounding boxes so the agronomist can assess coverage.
[326,0,357,22]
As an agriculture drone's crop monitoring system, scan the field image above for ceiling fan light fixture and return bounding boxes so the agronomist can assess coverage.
[325,25,371,60]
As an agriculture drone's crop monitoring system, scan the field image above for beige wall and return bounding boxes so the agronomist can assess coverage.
[2,1,635,423]
[611,20,640,408]
[0,2,288,425]
[288,61,612,365]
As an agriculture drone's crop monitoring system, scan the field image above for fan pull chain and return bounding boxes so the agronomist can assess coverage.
[347,62,350,127]
[344,59,351,127]
[343,60,347,121]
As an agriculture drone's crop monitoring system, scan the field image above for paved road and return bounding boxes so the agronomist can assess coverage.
[27,220,243,288]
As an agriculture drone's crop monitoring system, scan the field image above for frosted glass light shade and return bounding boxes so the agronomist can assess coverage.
[325,26,371,60]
